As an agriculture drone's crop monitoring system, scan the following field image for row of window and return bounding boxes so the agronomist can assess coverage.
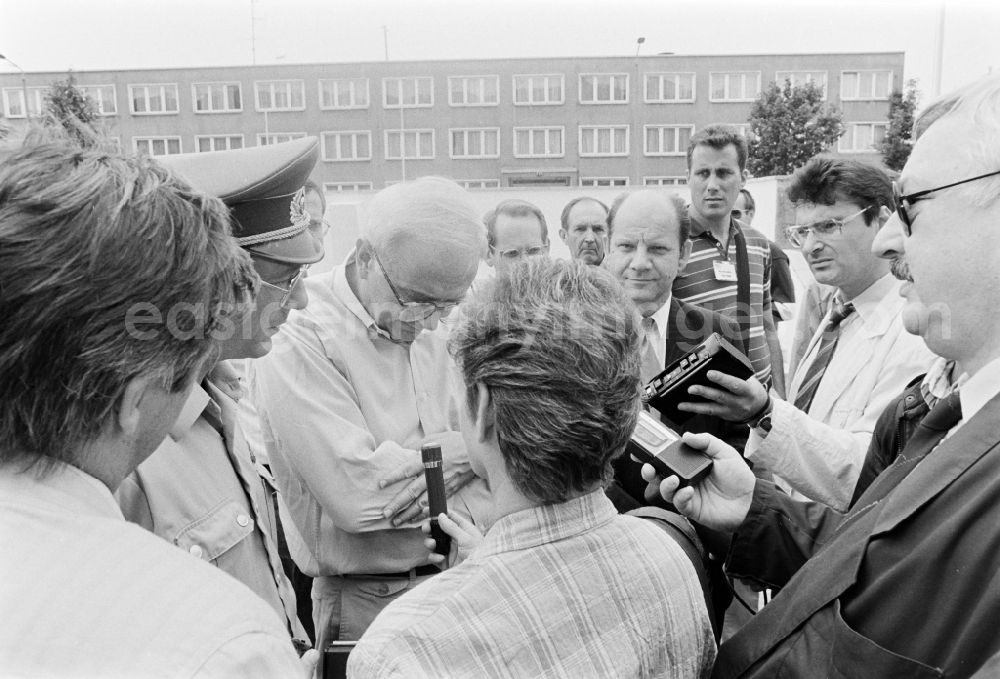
[128,121,885,159]
[0,69,895,118]
[322,176,688,192]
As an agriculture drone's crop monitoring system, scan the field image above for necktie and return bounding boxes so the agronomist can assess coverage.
[792,300,855,413]
[641,316,662,384]
[846,390,963,517]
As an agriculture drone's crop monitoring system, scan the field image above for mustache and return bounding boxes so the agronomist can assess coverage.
[890,257,913,282]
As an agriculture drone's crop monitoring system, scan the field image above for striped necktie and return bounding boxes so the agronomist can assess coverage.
[641,316,662,384]
[793,300,855,413]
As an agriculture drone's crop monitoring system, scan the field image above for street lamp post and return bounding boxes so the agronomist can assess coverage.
[635,37,646,58]
[0,53,30,120]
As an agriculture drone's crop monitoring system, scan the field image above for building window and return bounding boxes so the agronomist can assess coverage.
[133,136,182,156]
[319,78,369,109]
[324,181,374,192]
[581,177,628,187]
[644,176,688,186]
[321,131,372,161]
[839,122,888,153]
[129,84,179,114]
[709,72,761,102]
[192,82,242,113]
[841,70,893,100]
[644,125,694,156]
[774,70,828,97]
[579,125,629,156]
[195,135,244,152]
[385,129,435,159]
[448,75,499,106]
[80,85,117,115]
[459,179,501,190]
[450,128,500,159]
[257,132,307,146]
[579,73,628,104]
[644,73,696,103]
[513,126,564,158]
[2,86,47,118]
[513,74,564,105]
[254,80,306,111]
[382,77,434,108]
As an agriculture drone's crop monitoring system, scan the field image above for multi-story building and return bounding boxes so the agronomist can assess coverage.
[0,52,903,191]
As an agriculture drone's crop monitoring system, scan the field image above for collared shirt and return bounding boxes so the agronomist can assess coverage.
[646,294,673,370]
[250,263,491,576]
[116,364,305,638]
[0,460,302,678]
[348,490,715,679]
[747,274,935,510]
[672,217,773,385]
[958,355,1000,424]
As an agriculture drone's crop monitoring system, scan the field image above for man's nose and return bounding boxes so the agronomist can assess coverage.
[872,211,906,260]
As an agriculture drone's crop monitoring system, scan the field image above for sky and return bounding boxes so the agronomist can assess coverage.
[2,0,999,105]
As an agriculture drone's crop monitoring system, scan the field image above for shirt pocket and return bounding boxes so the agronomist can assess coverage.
[172,499,255,563]
[829,600,943,679]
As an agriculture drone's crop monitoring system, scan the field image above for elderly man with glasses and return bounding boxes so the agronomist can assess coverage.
[115,138,325,651]
[250,176,492,671]
[674,155,932,512]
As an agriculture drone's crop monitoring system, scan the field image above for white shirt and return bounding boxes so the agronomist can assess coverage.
[645,295,673,370]
[958,356,1000,424]
[747,274,935,510]
[0,460,303,678]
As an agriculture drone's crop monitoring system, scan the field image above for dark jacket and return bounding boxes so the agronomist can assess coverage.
[714,392,1000,679]
[850,372,929,505]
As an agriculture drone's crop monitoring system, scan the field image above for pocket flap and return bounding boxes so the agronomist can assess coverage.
[173,499,255,562]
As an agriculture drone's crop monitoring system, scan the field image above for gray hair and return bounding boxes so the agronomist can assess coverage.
[362,176,486,271]
[0,133,255,473]
[450,257,642,504]
[913,74,1000,208]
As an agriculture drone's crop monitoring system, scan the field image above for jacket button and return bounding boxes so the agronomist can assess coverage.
[905,395,916,404]
[237,514,251,527]
[189,544,204,559]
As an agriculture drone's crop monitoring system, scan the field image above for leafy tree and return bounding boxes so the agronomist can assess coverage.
[746,80,844,176]
[42,74,101,146]
[881,79,919,171]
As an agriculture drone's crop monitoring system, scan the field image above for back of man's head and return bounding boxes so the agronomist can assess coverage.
[686,124,749,172]
[0,135,253,474]
[363,176,485,280]
[787,155,894,225]
[450,258,641,504]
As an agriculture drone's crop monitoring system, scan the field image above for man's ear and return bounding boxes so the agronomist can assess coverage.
[355,239,373,279]
[558,228,568,243]
[677,238,693,276]
[473,382,496,444]
[117,375,152,438]
[740,169,749,185]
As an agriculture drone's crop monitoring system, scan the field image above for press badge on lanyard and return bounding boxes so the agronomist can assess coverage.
[713,260,738,282]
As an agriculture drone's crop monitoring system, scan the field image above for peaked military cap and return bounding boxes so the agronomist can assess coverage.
[158,136,323,265]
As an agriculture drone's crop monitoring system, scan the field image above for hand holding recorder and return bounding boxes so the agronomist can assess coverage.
[640,431,756,533]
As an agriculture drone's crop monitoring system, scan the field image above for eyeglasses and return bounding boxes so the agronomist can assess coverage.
[893,168,1000,236]
[257,264,310,307]
[497,244,549,260]
[371,249,462,322]
[731,209,746,221]
[784,207,869,248]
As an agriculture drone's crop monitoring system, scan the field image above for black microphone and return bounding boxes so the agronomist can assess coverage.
[421,444,451,560]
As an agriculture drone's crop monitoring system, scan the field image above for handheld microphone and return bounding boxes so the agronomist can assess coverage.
[421,444,451,560]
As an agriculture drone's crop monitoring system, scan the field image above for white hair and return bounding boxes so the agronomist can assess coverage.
[915,74,1000,208]
[362,176,487,267]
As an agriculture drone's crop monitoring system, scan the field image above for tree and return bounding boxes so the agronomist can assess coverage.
[881,79,919,171]
[746,80,844,176]
[42,74,101,146]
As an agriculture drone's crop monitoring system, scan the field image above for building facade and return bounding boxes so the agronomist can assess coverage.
[0,52,903,190]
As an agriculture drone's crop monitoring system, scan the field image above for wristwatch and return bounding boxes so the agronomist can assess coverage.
[745,395,773,433]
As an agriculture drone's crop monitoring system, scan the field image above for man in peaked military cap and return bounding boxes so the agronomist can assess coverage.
[116,137,323,649]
